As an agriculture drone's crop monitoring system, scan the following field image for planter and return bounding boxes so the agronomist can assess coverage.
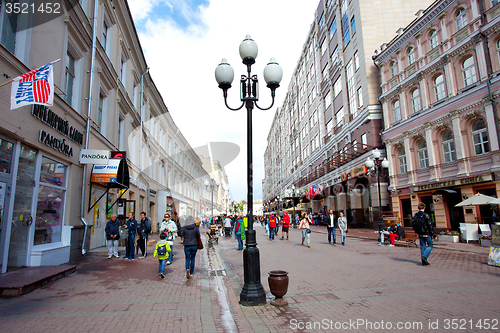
[481,239,491,247]
[268,270,289,306]
[438,235,459,243]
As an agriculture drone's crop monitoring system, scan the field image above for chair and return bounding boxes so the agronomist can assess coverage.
[479,224,491,237]
[459,223,467,241]
[464,223,479,244]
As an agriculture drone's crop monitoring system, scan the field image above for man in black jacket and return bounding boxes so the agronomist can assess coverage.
[137,212,151,258]
[123,212,137,260]
[105,214,120,259]
[413,202,435,266]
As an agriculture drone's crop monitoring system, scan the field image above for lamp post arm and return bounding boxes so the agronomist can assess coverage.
[222,89,245,111]
[255,89,276,110]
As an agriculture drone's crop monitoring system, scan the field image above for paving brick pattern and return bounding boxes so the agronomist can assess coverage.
[0,225,498,333]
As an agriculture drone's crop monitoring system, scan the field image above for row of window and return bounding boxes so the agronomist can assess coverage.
[397,119,490,174]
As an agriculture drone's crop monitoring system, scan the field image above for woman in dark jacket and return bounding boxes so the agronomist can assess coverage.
[179,216,200,279]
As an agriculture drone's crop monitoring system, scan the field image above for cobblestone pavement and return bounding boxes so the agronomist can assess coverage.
[0,224,498,333]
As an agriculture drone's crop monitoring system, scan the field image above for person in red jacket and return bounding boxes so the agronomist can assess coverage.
[268,213,277,241]
[281,212,290,240]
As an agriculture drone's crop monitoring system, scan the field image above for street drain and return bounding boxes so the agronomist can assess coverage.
[209,269,227,276]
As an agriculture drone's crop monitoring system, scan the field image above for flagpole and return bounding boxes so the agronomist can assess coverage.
[0,79,13,88]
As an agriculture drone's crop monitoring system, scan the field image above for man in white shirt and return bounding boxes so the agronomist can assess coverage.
[327,209,336,245]
[224,215,232,237]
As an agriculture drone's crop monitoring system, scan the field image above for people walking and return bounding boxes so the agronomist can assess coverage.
[338,211,347,246]
[137,212,151,258]
[234,215,244,251]
[153,232,171,278]
[412,202,435,266]
[281,211,290,240]
[299,212,311,248]
[160,213,177,264]
[123,212,137,260]
[224,215,232,237]
[268,213,277,240]
[326,209,337,245]
[105,214,120,258]
[179,217,200,279]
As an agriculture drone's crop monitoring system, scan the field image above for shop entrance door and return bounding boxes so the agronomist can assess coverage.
[401,199,412,227]
[421,196,434,226]
[477,188,496,224]
[90,188,107,249]
[0,136,15,273]
[117,199,135,223]
[446,191,464,231]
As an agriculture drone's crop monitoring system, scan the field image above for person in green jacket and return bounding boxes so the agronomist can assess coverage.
[153,233,171,278]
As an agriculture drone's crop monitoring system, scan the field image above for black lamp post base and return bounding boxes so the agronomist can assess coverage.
[239,230,266,306]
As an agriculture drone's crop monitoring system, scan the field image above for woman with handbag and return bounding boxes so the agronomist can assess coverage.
[179,216,201,279]
[338,211,348,246]
[298,212,311,248]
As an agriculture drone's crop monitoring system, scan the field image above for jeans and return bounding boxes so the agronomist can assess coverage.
[419,236,433,259]
[137,237,147,256]
[301,229,310,245]
[158,259,166,274]
[107,239,118,257]
[184,245,198,273]
[125,232,135,258]
[167,245,173,262]
[327,226,336,243]
[269,227,275,240]
[237,236,243,250]
[340,229,346,243]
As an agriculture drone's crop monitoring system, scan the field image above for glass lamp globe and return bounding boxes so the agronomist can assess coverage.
[366,157,374,168]
[215,58,234,89]
[263,58,283,89]
[239,35,258,64]
[381,158,390,168]
[372,148,381,160]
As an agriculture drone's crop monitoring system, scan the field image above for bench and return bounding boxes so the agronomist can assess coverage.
[394,230,418,247]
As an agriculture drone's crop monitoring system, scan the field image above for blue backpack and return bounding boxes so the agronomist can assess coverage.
[157,244,167,256]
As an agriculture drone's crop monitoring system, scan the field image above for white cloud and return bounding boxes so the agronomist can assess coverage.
[128,0,318,200]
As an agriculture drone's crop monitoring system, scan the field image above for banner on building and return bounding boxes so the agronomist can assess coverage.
[91,159,120,183]
[10,59,59,110]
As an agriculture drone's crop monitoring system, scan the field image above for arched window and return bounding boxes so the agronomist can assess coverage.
[393,100,401,123]
[434,74,446,101]
[442,130,456,163]
[429,30,439,50]
[398,147,407,174]
[411,89,421,113]
[462,56,477,87]
[390,61,397,77]
[408,47,415,65]
[497,39,500,66]
[472,118,490,155]
[456,8,467,31]
[418,140,429,169]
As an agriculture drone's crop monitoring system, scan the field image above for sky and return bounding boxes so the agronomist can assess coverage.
[127,0,319,201]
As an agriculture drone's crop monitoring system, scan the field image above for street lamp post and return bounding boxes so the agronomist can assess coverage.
[291,185,300,228]
[365,148,390,232]
[215,35,282,306]
[204,174,220,224]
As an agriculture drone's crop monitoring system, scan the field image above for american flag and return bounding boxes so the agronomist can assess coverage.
[10,59,59,110]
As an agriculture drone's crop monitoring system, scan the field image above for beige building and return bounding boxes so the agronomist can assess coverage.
[374,0,500,229]
[199,156,229,218]
[263,0,434,228]
[0,0,208,272]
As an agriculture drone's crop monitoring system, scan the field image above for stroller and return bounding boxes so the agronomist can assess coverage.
[206,224,219,244]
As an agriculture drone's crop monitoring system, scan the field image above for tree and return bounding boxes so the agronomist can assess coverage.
[229,200,245,214]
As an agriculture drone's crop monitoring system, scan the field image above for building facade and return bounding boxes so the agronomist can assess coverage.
[0,0,210,272]
[263,0,434,227]
[374,0,500,229]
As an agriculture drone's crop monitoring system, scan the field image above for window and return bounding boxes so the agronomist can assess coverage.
[392,100,401,123]
[411,89,421,113]
[329,17,337,38]
[334,77,342,97]
[390,61,397,77]
[319,12,324,27]
[472,118,490,155]
[351,16,356,35]
[120,54,127,85]
[494,0,500,5]
[408,47,415,65]
[354,51,359,71]
[102,20,108,52]
[346,60,356,116]
[97,93,104,130]
[442,131,456,163]
[357,87,363,108]
[65,51,75,105]
[398,147,407,174]
[418,140,429,169]
[361,133,367,146]
[456,8,467,31]
[118,118,124,150]
[326,119,333,134]
[331,46,340,66]
[321,38,328,56]
[462,56,477,87]
[335,107,345,126]
[133,81,139,109]
[342,13,350,47]
[434,75,446,101]
[429,30,438,50]
[0,2,19,54]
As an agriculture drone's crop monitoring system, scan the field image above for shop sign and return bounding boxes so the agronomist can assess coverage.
[350,165,367,178]
[414,174,492,192]
[91,159,120,183]
[32,105,83,145]
[39,130,73,156]
[79,149,110,164]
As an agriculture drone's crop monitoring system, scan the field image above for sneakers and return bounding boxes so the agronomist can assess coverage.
[127,258,135,260]
[186,269,191,279]
[159,273,165,278]
[122,256,129,259]
[138,256,145,259]
[166,261,171,265]
[342,242,345,246]
[113,255,119,258]
[307,244,310,248]
[421,256,430,266]
[388,244,395,247]
[378,243,384,246]
[302,242,304,246]
[107,255,112,259]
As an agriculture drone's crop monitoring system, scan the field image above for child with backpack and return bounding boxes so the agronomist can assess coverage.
[154,233,171,278]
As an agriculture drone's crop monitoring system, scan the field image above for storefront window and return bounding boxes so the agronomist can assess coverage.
[34,186,65,245]
[40,157,67,186]
[0,138,14,173]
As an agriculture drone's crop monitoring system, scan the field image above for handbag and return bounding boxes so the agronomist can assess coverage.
[306,228,311,234]
[197,232,204,250]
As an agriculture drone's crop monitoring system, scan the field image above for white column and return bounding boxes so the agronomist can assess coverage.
[451,110,465,160]
[424,124,435,167]
[485,102,500,151]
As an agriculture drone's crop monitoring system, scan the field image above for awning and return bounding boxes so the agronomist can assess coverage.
[433,189,459,195]
[168,193,192,205]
